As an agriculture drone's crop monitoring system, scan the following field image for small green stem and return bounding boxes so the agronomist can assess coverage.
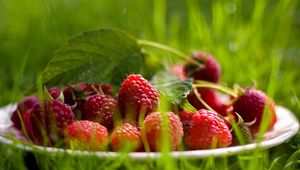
[193,85,224,119]
[194,80,238,98]
[138,39,188,60]
[138,40,203,67]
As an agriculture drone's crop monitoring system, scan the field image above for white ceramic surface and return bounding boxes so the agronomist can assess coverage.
[0,104,298,159]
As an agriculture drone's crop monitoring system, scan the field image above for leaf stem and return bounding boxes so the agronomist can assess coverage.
[138,40,188,60]
[194,80,238,98]
[192,85,224,119]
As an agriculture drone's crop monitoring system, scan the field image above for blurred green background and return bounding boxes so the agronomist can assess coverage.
[1,0,300,114]
[1,0,300,169]
[1,0,300,107]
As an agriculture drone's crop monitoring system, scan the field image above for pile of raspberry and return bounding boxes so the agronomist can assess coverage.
[11,51,277,151]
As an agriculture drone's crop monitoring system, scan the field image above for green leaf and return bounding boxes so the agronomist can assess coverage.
[42,28,144,87]
[152,71,193,105]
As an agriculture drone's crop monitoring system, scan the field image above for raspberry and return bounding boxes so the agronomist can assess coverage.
[118,74,159,121]
[23,109,33,140]
[29,103,48,145]
[47,87,62,100]
[11,96,39,130]
[28,100,75,146]
[185,51,221,83]
[178,110,194,132]
[187,88,229,116]
[142,112,183,151]
[63,83,113,119]
[110,122,142,151]
[83,94,118,131]
[184,109,232,149]
[45,100,75,140]
[232,88,277,133]
[65,120,108,150]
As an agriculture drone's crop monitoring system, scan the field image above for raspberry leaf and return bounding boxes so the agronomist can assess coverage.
[152,71,193,105]
[42,28,144,87]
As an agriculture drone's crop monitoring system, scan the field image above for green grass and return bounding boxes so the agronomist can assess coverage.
[1,0,300,169]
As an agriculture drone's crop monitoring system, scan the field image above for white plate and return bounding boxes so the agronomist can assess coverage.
[0,104,299,159]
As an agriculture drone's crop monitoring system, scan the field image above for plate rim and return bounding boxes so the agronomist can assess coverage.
[0,105,299,159]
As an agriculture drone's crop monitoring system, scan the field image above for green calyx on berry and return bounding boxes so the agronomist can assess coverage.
[230,113,255,145]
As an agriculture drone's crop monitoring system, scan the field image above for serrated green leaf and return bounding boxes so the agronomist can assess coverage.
[152,71,193,105]
[42,28,144,87]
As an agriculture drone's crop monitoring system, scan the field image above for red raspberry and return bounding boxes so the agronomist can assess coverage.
[110,122,142,151]
[63,83,113,119]
[83,94,118,131]
[28,100,75,146]
[47,87,62,100]
[185,51,221,83]
[45,100,75,140]
[118,74,159,121]
[29,103,47,145]
[187,88,229,116]
[142,112,183,151]
[23,109,34,140]
[232,88,277,134]
[178,110,194,132]
[184,109,232,149]
[65,120,108,150]
[11,96,39,130]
